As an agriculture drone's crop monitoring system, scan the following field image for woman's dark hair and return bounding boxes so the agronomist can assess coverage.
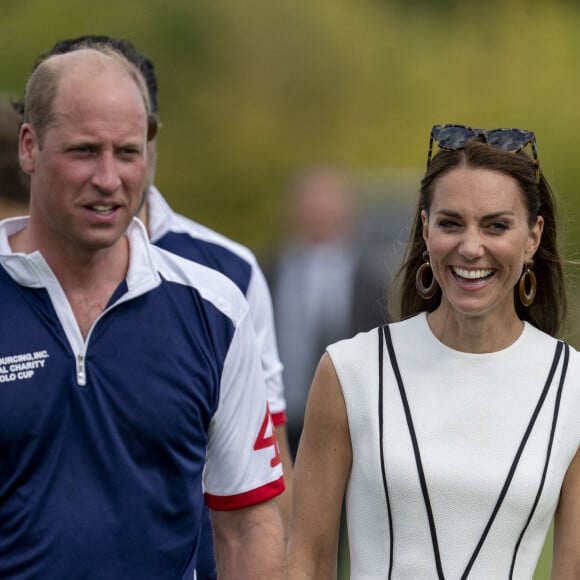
[389,139,566,337]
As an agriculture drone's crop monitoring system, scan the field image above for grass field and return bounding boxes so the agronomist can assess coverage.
[534,526,552,579]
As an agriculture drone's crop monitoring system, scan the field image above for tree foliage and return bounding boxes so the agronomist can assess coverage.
[2,0,580,268]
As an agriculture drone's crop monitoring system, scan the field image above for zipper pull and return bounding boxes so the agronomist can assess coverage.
[77,353,86,386]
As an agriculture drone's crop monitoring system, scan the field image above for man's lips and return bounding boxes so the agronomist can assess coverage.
[85,203,121,216]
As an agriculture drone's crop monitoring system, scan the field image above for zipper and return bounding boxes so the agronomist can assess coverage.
[76,352,87,387]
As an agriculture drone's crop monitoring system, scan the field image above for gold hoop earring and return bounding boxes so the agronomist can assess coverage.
[518,259,537,307]
[415,250,438,299]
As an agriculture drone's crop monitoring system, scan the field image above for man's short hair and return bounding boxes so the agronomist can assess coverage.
[44,35,159,114]
[22,43,157,146]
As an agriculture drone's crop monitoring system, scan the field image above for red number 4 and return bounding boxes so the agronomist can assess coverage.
[253,407,281,468]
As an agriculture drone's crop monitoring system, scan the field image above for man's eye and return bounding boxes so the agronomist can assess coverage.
[118,148,140,158]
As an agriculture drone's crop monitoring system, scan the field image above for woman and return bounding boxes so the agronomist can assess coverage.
[287,125,580,579]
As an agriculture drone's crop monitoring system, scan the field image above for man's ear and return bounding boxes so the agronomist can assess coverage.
[19,123,38,175]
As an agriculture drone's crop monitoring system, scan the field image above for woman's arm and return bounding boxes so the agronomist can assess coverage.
[286,352,352,579]
[275,422,293,538]
[552,446,580,579]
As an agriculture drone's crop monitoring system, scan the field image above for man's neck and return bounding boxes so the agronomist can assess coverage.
[9,224,130,339]
[137,202,149,232]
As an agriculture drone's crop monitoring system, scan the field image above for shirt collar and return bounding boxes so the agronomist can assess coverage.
[146,185,176,243]
[0,216,161,295]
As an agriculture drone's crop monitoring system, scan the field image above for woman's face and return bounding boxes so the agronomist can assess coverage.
[421,165,543,321]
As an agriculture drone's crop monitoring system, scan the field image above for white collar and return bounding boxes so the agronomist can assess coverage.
[0,216,160,294]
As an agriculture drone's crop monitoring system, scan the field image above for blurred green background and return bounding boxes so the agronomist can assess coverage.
[3,0,579,576]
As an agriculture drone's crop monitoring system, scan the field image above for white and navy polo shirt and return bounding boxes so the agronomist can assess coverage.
[0,217,283,580]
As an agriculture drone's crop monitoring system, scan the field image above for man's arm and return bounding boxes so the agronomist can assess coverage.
[246,262,294,536]
[204,301,285,578]
[211,499,285,579]
[275,423,293,536]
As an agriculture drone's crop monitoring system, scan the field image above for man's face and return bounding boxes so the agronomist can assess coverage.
[19,62,149,257]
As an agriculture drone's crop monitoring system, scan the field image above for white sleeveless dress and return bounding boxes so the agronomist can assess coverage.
[327,313,580,579]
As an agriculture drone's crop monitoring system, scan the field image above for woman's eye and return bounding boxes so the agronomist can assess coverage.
[488,221,508,232]
[439,219,460,229]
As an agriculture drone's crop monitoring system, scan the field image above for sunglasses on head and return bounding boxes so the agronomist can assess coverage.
[427,123,540,180]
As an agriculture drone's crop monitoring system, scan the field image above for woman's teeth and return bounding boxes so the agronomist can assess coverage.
[453,267,493,280]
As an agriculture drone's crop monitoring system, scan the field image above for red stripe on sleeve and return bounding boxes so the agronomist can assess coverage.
[205,476,285,511]
[270,410,287,426]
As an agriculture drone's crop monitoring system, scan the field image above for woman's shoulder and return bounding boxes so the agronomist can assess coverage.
[559,337,580,367]
[525,323,580,352]
[326,326,380,361]
[326,314,426,363]
[524,324,580,382]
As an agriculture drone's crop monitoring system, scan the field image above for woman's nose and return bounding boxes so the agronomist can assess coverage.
[459,228,484,259]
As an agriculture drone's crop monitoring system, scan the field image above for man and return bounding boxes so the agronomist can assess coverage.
[0,95,28,217]
[0,45,284,579]
[269,164,390,456]
[37,35,293,580]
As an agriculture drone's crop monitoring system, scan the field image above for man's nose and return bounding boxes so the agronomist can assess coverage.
[92,151,122,193]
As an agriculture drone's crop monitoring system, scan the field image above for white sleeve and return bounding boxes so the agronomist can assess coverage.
[203,308,284,510]
[245,262,287,423]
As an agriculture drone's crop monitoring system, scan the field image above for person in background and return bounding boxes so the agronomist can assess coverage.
[269,164,390,457]
[287,125,580,578]
[0,95,28,217]
[28,34,293,580]
[0,44,284,579]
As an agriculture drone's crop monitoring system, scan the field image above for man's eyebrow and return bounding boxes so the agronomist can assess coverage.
[114,141,144,151]
[63,140,100,150]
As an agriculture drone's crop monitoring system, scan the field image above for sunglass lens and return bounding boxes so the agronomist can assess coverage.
[435,125,476,150]
[486,129,532,152]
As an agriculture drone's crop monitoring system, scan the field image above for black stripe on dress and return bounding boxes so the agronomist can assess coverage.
[383,324,445,580]
[462,340,563,579]
[382,326,564,580]
[378,326,395,579]
[509,342,569,578]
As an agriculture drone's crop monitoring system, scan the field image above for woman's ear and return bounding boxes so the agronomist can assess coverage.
[527,215,544,261]
[421,209,429,243]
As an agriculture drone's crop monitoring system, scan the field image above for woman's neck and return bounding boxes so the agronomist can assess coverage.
[426,305,525,354]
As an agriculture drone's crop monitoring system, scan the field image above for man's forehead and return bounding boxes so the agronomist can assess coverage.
[49,48,146,107]
[46,85,149,146]
[54,73,147,124]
